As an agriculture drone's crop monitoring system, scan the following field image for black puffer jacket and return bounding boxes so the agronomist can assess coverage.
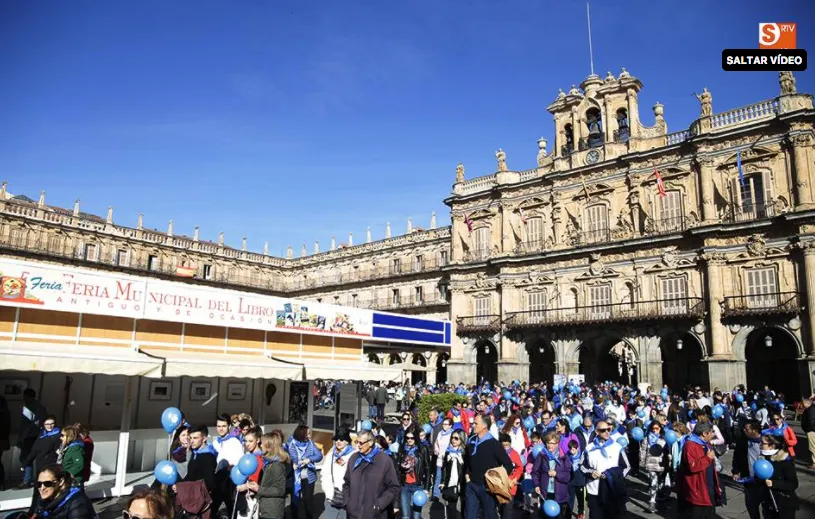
[29,486,96,519]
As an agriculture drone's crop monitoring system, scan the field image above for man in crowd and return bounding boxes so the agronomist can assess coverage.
[538,410,556,433]
[428,407,444,445]
[731,420,762,519]
[16,388,46,489]
[343,430,401,519]
[374,383,389,419]
[366,384,377,420]
[397,411,415,446]
[183,425,218,493]
[801,398,815,470]
[677,421,721,519]
[464,414,513,519]
[581,419,630,519]
[212,414,244,517]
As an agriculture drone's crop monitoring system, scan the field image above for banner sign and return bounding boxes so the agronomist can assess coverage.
[0,258,377,338]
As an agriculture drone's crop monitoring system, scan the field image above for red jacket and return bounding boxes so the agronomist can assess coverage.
[447,409,470,435]
[677,438,721,507]
[770,425,797,457]
[506,448,524,496]
[81,436,94,482]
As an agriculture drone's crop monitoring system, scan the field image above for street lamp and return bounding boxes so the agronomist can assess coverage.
[539,345,545,353]
[441,360,447,368]
[400,351,408,360]
[764,335,773,348]
[677,339,683,350]
[484,343,490,354]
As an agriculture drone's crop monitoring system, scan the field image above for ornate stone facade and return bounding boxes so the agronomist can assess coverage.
[1,71,814,395]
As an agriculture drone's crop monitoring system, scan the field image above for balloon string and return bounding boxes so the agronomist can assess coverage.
[230,488,240,519]
[768,488,778,511]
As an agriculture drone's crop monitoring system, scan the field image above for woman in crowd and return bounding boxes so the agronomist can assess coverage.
[57,425,85,486]
[438,430,465,519]
[555,418,578,457]
[28,464,94,519]
[531,431,572,519]
[503,414,530,459]
[767,410,798,458]
[498,432,525,517]
[253,432,289,519]
[236,427,264,519]
[287,425,323,519]
[396,428,431,519]
[170,425,191,473]
[321,429,354,519]
[24,415,61,482]
[758,434,799,519]
[73,423,93,484]
[566,439,586,519]
[432,418,454,499]
[640,421,668,513]
[125,489,174,519]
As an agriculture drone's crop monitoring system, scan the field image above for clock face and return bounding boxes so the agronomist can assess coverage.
[585,150,601,165]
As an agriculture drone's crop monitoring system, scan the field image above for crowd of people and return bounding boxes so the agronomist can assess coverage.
[3,380,813,519]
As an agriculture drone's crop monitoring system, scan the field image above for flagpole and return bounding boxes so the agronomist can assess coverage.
[586,2,595,76]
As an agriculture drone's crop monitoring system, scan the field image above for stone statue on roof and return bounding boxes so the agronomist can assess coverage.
[496,149,507,172]
[455,163,465,183]
[779,71,796,95]
[696,87,713,117]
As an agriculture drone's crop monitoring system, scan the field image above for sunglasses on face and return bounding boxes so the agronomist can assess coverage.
[596,428,610,433]
[402,418,410,422]
[36,480,58,489]
[44,423,55,427]
[406,436,415,440]
[123,511,151,519]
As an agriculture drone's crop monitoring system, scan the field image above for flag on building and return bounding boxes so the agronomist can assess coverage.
[654,166,666,198]
[519,207,527,225]
[175,266,196,278]
[737,148,745,186]
[464,214,474,234]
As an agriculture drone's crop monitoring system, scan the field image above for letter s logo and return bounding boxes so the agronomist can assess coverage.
[759,23,781,48]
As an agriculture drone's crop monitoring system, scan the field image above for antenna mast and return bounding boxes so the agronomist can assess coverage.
[586,1,595,76]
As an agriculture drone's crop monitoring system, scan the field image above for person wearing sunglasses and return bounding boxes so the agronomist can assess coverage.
[27,464,94,519]
[396,414,414,446]
[581,420,630,519]
[343,430,401,519]
[439,431,465,518]
[640,422,668,513]
[124,489,174,519]
[756,434,799,518]
[397,430,431,519]
[57,425,86,486]
[765,412,797,458]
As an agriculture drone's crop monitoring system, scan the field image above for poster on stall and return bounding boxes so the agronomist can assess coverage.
[553,374,567,388]
[274,299,373,337]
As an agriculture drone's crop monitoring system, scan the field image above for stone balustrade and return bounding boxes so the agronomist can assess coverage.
[710,99,779,130]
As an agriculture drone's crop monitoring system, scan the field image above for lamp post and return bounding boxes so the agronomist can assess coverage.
[677,339,684,350]
[764,335,773,348]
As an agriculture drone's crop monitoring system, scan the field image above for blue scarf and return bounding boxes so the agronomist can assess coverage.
[687,434,708,449]
[291,439,314,500]
[404,445,418,457]
[334,444,354,461]
[431,416,443,428]
[353,446,381,470]
[569,451,581,465]
[647,432,660,447]
[576,425,594,435]
[439,427,453,438]
[543,448,561,465]
[450,407,461,417]
[592,437,615,458]
[469,434,490,456]
[40,427,60,439]
[446,445,462,454]
[39,487,81,518]
[192,444,217,459]
[66,440,84,450]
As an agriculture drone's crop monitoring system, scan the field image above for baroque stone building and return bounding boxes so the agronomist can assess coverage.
[1,69,813,397]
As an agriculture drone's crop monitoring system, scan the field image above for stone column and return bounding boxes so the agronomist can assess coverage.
[704,254,729,357]
[803,243,815,355]
[426,354,438,386]
[626,89,639,138]
[791,134,814,209]
[698,157,717,222]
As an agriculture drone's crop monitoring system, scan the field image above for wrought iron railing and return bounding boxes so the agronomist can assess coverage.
[574,228,611,246]
[729,202,776,223]
[515,239,547,254]
[721,292,801,317]
[464,248,492,262]
[643,216,688,235]
[457,315,502,333]
[504,297,705,328]
[370,296,449,310]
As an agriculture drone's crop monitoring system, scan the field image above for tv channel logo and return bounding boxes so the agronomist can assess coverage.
[759,23,797,49]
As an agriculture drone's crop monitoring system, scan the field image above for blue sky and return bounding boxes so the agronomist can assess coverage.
[1,1,812,256]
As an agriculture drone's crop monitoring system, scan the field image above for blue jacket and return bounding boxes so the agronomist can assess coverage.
[286,439,324,485]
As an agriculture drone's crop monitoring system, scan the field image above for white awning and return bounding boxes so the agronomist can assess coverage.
[0,342,164,378]
[305,362,403,382]
[153,351,304,380]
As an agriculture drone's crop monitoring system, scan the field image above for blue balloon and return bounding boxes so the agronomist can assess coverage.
[154,460,178,485]
[754,459,774,480]
[664,430,678,445]
[238,453,259,476]
[422,424,433,435]
[773,428,784,437]
[751,403,758,411]
[389,442,400,453]
[736,393,744,403]
[523,417,535,430]
[361,420,373,431]
[503,391,512,400]
[521,478,535,493]
[637,409,646,419]
[543,499,561,518]
[512,397,520,404]
[531,444,544,458]
[160,407,182,434]
[616,436,629,448]
[631,426,645,442]
[712,405,724,419]
[230,465,248,486]
[412,489,428,507]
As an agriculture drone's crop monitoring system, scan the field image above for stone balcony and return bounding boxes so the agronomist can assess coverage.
[456,315,502,333]
[721,292,802,318]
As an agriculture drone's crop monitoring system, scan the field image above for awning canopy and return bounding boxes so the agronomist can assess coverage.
[150,351,304,380]
[304,362,403,382]
[0,342,164,378]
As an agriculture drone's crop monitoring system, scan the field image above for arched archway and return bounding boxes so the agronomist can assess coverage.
[411,354,427,385]
[661,333,709,392]
[526,339,556,385]
[436,354,448,384]
[745,327,801,399]
[580,338,639,385]
[475,340,498,384]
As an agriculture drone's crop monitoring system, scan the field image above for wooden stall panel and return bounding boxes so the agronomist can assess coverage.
[184,323,227,349]
[16,308,78,342]
[79,314,132,347]
[135,319,183,345]
[302,334,332,354]
[334,337,362,356]
[267,331,300,353]
[227,328,265,351]
[0,306,16,334]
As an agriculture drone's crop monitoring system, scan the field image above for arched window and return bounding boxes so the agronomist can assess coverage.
[563,124,575,154]
[615,108,629,143]
[585,108,603,148]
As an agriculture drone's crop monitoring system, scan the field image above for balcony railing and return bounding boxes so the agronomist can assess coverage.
[288,257,448,291]
[370,296,449,311]
[570,228,611,246]
[505,297,705,328]
[515,239,547,254]
[464,248,492,262]
[457,315,502,333]
[729,202,776,223]
[721,292,801,317]
[643,216,688,235]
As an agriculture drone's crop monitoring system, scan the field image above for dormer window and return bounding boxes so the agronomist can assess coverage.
[586,108,603,148]
[615,108,630,143]
[563,124,575,155]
